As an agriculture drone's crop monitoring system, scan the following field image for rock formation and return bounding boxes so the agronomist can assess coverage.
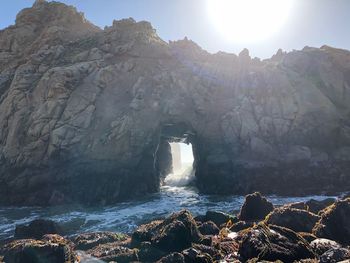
[1,1,350,205]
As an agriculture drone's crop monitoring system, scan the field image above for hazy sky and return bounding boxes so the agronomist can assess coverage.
[1,0,349,58]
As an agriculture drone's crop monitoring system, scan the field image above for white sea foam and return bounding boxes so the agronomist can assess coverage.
[164,164,195,187]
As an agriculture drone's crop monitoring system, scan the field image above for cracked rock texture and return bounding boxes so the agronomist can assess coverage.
[1,1,350,205]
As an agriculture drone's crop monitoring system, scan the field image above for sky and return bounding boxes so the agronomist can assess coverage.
[1,0,350,59]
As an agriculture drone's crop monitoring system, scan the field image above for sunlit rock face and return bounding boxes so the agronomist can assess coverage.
[1,1,350,205]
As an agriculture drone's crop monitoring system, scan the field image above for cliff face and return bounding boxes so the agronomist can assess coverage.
[1,1,350,205]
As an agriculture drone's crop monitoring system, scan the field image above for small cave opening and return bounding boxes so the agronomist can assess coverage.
[155,123,197,188]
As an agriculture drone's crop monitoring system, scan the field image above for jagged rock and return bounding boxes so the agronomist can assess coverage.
[205,211,238,227]
[2,234,76,263]
[310,238,341,256]
[198,221,220,236]
[238,224,315,262]
[132,210,201,253]
[284,201,309,210]
[319,248,350,263]
[306,198,336,214]
[85,242,138,262]
[182,247,212,263]
[156,252,185,263]
[230,221,254,232]
[239,192,274,221]
[138,241,167,262]
[299,232,317,243]
[14,219,63,240]
[1,1,350,205]
[265,207,320,233]
[71,232,129,250]
[313,198,350,245]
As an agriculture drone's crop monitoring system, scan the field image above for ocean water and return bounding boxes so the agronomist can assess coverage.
[0,182,337,241]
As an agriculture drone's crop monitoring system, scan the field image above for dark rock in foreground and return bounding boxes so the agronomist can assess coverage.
[198,221,220,236]
[71,231,129,250]
[239,223,315,262]
[2,234,76,263]
[239,192,274,221]
[313,198,350,245]
[265,207,320,233]
[205,210,238,227]
[306,198,336,214]
[132,210,201,253]
[14,219,63,240]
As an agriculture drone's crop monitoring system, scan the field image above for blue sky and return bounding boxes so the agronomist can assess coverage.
[1,0,350,58]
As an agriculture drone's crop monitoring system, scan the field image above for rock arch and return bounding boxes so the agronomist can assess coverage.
[1,1,350,205]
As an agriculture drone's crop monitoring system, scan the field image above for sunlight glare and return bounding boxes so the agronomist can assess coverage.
[207,0,294,43]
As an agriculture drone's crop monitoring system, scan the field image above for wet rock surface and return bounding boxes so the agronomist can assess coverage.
[238,223,315,262]
[71,232,129,250]
[1,1,350,205]
[239,192,274,221]
[132,210,201,253]
[14,219,64,240]
[265,207,320,233]
[2,234,76,263]
[313,198,350,245]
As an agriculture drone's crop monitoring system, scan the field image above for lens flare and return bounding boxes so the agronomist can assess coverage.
[207,0,294,43]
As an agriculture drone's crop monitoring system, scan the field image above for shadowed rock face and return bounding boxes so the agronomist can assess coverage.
[1,1,350,205]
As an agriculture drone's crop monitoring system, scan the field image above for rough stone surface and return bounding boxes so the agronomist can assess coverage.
[205,211,238,227]
[198,221,220,236]
[306,198,336,214]
[239,192,274,221]
[14,219,63,240]
[156,252,185,263]
[71,232,128,250]
[319,248,350,263]
[132,210,201,253]
[310,238,341,256]
[2,1,350,205]
[265,207,320,233]
[2,234,76,263]
[313,198,350,245]
[85,242,138,262]
[238,224,315,262]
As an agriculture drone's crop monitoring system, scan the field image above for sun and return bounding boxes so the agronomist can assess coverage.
[207,0,294,43]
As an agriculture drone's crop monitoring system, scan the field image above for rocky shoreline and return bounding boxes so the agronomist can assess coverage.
[1,192,350,262]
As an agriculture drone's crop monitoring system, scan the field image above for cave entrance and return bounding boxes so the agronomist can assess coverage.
[155,123,197,188]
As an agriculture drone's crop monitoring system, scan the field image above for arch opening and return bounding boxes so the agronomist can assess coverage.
[155,123,198,188]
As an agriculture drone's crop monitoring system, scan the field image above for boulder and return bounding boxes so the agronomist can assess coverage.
[2,234,76,263]
[230,221,254,232]
[313,198,350,245]
[284,201,309,210]
[265,207,320,232]
[132,210,201,253]
[138,241,167,262]
[299,232,317,243]
[319,248,350,263]
[306,198,336,214]
[238,224,315,262]
[182,247,213,263]
[14,219,63,240]
[239,192,274,221]
[71,231,129,250]
[86,242,138,262]
[310,238,341,256]
[131,220,163,246]
[205,211,238,227]
[156,252,185,263]
[198,221,220,235]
